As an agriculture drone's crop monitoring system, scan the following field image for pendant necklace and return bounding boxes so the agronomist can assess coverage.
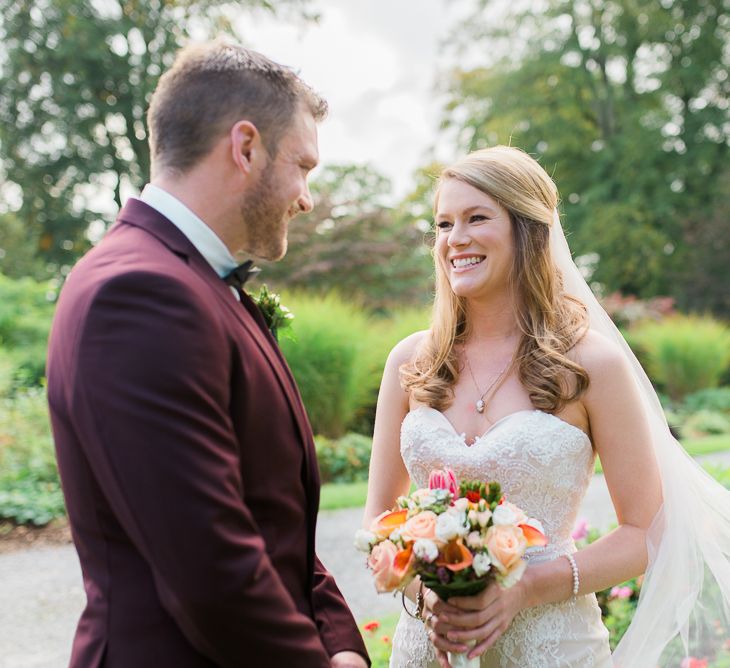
[464,352,513,414]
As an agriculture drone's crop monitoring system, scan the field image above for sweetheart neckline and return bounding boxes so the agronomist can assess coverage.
[407,405,591,448]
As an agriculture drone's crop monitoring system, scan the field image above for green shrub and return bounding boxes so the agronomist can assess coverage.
[683,387,730,414]
[682,410,730,438]
[347,306,431,435]
[280,293,374,437]
[0,273,56,389]
[280,292,429,437]
[315,433,372,484]
[0,387,65,525]
[631,315,730,400]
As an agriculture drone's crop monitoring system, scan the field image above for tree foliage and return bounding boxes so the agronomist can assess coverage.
[442,0,729,310]
[254,164,434,310]
[0,0,314,274]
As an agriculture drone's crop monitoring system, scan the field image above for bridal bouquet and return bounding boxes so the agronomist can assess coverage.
[355,469,547,667]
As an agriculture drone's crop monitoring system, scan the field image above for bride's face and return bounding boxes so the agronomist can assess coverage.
[434,178,515,300]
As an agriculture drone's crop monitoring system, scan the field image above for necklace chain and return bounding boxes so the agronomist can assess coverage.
[464,351,512,414]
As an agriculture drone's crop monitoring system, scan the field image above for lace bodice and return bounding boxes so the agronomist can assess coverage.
[401,407,595,557]
[391,408,612,667]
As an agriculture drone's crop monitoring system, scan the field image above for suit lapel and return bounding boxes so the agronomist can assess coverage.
[116,199,319,492]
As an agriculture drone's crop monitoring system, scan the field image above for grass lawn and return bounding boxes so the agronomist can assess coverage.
[321,433,730,510]
[320,480,369,511]
[359,611,400,668]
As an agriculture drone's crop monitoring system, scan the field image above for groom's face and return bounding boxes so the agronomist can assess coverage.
[240,109,319,261]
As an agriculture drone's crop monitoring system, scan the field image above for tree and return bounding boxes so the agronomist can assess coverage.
[440,0,729,306]
[253,163,434,310]
[0,0,315,275]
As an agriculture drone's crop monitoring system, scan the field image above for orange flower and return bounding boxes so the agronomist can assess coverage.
[393,543,415,579]
[370,509,408,539]
[435,540,473,572]
[519,523,548,547]
[362,621,380,633]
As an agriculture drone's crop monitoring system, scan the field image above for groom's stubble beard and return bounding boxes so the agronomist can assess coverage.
[239,159,291,262]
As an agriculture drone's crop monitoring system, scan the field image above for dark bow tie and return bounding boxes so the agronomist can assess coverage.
[224,260,260,291]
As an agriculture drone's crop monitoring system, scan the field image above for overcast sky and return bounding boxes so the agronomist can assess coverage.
[240,0,466,199]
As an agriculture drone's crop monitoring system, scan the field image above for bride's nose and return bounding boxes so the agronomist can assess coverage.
[447,221,470,248]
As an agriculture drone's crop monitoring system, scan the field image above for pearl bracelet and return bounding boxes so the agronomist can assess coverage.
[565,553,580,601]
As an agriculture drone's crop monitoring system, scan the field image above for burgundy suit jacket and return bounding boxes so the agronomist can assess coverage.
[46,199,369,667]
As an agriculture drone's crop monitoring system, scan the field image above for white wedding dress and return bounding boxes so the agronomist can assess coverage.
[389,406,613,668]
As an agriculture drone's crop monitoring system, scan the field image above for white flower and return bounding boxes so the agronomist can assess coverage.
[469,508,491,528]
[473,552,492,577]
[453,497,470,512]
[354,529,376,553]
[492,504,519,526]
[466,531,483,550]
[413,538,439,563]
[499,559,527,588]
[435,513,460,542]
[389,529,402,543]
[420,493,437,508]
[476,510,492,528]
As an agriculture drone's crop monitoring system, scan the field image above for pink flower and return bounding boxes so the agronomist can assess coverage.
[367,540,402,592]
[402,511,438,542]
[681,659,708,668]
[571,518,589,541]
[485,525,527,574]
[610,586,633,600]
[428,468,458,497]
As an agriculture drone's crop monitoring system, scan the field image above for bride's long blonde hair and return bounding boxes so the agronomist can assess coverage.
[401,146,589,412]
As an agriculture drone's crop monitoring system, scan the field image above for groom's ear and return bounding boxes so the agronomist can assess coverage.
[230,120,263,177]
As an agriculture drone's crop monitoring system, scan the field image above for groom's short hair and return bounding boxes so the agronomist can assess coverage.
[147,39,327,176]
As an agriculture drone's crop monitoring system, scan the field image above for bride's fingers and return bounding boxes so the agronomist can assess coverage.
[424,589,461,617]
[425,613,468,655]
[446,614,501,644]
[468,622,506,658]
[434,648,452,668]
[427,624,469,656]
[447,582,500,611]
[440,603,497,630]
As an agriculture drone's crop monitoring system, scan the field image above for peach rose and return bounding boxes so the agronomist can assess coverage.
[402,511,438,542]
[485,524,527,575]
[368,540,402,592]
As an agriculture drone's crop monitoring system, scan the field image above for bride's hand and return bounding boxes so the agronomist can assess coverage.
[423,580,526,663]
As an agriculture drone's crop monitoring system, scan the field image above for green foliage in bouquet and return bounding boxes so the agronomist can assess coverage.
[459,480,502,506]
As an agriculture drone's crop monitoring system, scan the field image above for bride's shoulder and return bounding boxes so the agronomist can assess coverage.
[570,328,632,385]
[387,330,430,368]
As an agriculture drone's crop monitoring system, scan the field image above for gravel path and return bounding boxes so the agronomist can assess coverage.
[3,452,729,668]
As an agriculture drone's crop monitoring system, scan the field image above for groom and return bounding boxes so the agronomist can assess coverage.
[46,40,368,667]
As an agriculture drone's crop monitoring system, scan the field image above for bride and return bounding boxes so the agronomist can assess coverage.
[363,146,730,667]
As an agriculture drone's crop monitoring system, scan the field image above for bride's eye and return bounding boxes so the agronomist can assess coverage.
[470,215,488,223]
[436,220,453,230]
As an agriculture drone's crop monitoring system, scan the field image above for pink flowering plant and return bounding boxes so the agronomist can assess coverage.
[355,468,547,600]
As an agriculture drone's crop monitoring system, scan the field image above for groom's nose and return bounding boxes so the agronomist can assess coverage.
[297,185,314,214]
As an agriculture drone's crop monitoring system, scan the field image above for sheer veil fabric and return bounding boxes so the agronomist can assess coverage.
[550,210,730,666]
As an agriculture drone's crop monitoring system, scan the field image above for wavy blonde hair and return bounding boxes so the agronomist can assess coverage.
[401,146,589,413]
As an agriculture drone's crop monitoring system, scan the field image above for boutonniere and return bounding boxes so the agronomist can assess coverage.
[251,284,294,341]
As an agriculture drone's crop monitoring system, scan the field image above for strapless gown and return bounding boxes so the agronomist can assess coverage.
[389,407,612,668]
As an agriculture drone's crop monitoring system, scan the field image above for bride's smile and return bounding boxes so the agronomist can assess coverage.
[434,178,515,300]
